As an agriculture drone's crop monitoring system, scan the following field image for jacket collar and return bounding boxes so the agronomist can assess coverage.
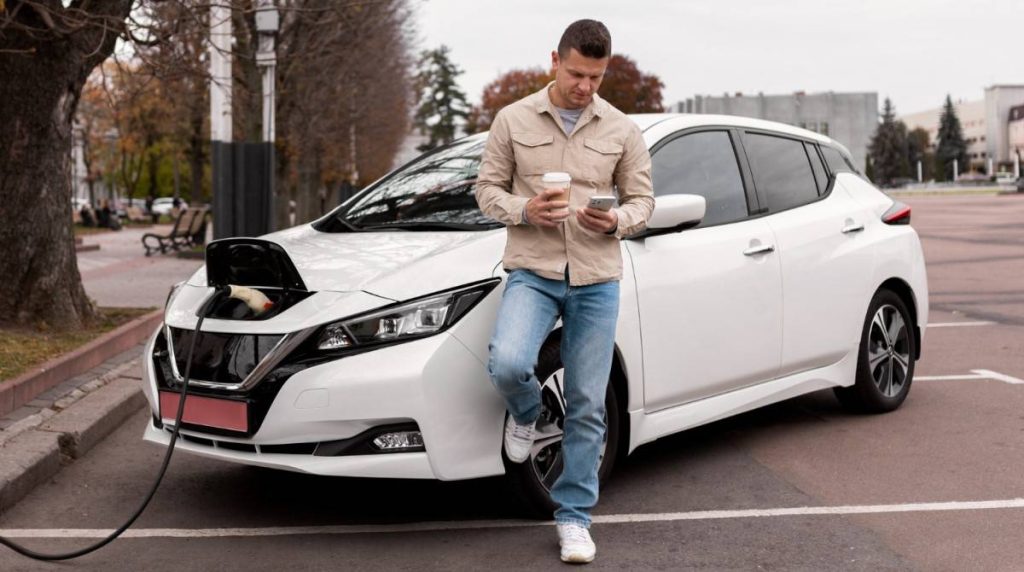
[533,82,607,118]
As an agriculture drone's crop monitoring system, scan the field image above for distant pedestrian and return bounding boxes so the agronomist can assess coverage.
[146,195,158,224]
[97,199,111,228]
[80,204,96,227]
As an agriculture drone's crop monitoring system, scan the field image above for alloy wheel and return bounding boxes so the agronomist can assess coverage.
[868,304,912,398]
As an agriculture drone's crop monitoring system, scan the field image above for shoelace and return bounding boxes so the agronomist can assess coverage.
[510,421,533,439]
[561,525,590,544]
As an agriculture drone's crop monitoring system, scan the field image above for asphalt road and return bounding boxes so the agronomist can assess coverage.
[2,194,1022,571]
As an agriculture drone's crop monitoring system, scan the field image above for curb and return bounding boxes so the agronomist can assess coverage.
[0,376,145,515]
[0,309,162,417]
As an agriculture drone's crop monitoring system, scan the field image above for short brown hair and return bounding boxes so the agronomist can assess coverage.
[557,19,611,59]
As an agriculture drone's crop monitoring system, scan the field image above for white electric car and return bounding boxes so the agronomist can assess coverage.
[143,114,928,514]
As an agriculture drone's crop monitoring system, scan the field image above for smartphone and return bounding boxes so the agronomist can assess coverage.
[587,195,616,211]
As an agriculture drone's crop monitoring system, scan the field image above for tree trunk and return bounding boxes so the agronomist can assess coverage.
[0,0,132,329]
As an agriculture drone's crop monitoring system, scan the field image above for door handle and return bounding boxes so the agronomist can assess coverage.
[743,244,775,256]
[842,224,865,234]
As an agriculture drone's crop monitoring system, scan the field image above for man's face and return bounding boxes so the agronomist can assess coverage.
[550,48,609,109]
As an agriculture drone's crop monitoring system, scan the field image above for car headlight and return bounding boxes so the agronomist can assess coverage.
[316,278,500,351]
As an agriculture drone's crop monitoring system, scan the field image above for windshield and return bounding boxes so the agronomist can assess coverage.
[316,136,501,232]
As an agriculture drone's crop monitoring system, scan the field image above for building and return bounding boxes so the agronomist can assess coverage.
[901,99,987,170]
[985,85,1024,167]
[1009,104,1024,174]
[675,91,878,171]
[900,85,1024,174]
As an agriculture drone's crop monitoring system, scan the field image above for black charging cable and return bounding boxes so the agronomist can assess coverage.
[0,286,229,561]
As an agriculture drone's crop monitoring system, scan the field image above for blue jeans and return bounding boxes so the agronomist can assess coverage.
[487,268,620,526]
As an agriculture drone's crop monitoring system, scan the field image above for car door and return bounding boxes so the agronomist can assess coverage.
[741,133,876,374]
[626,128,783,412]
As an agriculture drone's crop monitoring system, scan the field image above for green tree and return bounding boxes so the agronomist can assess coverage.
[934,95,968,181]
[906,127,933,181]
[867,98,910,187]
[414,45,469,152]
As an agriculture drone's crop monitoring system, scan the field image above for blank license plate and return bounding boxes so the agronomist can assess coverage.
[159,391,248,433]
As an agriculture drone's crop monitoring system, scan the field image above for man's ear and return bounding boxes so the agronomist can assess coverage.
[550,50,560,74]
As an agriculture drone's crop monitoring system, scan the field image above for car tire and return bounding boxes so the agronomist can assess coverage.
[503,337,621,519]
[834,289,916,413]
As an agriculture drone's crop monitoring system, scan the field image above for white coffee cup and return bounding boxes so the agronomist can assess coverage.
[542,172,572,219]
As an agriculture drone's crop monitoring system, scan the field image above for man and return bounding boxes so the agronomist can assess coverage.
[475,19,654,564]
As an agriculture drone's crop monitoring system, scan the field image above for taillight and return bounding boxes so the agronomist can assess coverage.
[882,201,911,225]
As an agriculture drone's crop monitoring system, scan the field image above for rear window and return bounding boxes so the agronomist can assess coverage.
[820,145,859,175]
[743,133,819,213]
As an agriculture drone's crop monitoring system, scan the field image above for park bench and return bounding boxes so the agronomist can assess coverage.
[141,206,210,256]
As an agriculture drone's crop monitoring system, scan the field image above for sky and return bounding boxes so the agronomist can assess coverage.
[413,0,1023,116]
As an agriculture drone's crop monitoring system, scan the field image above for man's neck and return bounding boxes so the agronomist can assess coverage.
[548,85,586,111]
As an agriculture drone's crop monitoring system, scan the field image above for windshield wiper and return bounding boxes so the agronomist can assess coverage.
[357,221,502,232]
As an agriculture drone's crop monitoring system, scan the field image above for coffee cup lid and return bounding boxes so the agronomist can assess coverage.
[542,172,571,184]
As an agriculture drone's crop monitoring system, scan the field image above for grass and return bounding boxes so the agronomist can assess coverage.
[0,307,152,382]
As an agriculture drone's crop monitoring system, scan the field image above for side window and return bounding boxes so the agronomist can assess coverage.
[743,132,819,212]
[805,142,829,195]
[651,130,749,227]
[820,145,858,175]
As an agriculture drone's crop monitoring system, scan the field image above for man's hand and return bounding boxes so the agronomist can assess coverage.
[525,189,570,227]
[576,207,618,234]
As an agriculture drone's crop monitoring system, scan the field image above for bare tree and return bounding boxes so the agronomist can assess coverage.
[1,0,415,329]
[0,0,134,328]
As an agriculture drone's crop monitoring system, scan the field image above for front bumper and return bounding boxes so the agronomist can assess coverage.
[140,324,507,480]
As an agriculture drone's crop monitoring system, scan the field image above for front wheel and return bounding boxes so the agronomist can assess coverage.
[504,339,621,518]
[834,289,917,413]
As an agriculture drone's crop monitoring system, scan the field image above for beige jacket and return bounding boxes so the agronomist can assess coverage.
[475,84,655,286]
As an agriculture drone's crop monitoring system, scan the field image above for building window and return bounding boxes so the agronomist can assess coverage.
[820,122,829,136]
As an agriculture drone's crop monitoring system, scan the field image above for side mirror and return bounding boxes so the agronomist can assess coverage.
[628,194,706,240]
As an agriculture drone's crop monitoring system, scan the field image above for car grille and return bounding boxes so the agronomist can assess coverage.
[153,328,304,437]
[168,327,283,386]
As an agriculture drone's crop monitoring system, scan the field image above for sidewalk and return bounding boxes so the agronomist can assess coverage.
[0,347,147,513]
[78,226,204,307]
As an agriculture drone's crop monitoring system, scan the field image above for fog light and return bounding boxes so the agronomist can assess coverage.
[371,431,424,451]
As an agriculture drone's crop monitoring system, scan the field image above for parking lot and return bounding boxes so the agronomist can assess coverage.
[1,194,1022,571]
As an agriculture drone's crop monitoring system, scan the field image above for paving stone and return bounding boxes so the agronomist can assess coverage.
[4,406,40,423]
[37,378,145,459]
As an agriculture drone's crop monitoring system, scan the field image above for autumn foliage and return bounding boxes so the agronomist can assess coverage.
[466,54,665,133]
[600,55,665,114]
[466,68,553,134]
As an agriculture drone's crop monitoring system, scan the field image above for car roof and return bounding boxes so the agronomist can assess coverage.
[628,113,834,144]
[456,112,848,155]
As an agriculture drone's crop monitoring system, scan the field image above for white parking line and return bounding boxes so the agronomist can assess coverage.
[926,321,995,328]
[917,370,1024,384]
[4,498,1024,538]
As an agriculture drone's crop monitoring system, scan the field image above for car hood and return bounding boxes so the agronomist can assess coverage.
[188,224,506,301]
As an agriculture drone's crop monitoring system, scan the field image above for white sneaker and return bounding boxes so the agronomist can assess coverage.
[503,415,536,463]
[557,523,596,563]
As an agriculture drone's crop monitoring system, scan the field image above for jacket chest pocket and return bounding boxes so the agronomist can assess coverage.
[580,138,623,183]
[511,132,557,176]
